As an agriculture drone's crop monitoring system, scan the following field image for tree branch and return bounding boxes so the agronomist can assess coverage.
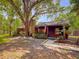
[30,0,44,11]
[7,0,24,23]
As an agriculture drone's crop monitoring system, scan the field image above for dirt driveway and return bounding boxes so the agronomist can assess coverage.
[0,37,79,59]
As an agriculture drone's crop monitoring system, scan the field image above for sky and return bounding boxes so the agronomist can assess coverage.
[38,0,70,22]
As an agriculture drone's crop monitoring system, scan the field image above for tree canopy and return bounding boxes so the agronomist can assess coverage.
[0,0,63,36]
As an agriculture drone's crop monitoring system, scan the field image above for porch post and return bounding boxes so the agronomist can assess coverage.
[44,26,47,38]
[44,26,46,33]
[47,26,48,37]
[37,27,39,32]
[63,25,65,39]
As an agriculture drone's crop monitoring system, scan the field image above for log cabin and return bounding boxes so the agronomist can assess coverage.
[35,21,70,39]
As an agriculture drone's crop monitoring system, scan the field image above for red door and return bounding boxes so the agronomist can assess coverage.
[48,26,55,37]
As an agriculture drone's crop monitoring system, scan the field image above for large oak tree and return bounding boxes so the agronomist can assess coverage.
[0,0,61,36]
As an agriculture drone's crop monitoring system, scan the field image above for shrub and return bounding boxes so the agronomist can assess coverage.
[35,32,47,39]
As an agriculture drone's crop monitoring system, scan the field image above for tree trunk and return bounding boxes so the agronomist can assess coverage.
[23,0,31,37]
[24,21,29,37]
[9,25,12,36]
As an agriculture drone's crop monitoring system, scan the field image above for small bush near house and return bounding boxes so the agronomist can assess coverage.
[35,32,47,39]
[13,31,19,36]
[69,36,79,45]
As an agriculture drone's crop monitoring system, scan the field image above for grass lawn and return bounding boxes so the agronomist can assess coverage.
[0,34,11,44]
[69,36,79,39]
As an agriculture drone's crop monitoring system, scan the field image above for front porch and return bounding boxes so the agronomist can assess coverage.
[35,24,69,39]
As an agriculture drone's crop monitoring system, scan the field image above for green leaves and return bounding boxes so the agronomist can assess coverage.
[70,0,79,15]
[0,0,9,6]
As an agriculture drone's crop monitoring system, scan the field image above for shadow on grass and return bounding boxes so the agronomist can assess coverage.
[0,38,78,59]
[21,45,78,59]
[0,38,31,52]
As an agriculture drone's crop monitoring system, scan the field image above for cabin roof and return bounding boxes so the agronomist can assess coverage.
[36,21,69,27]
[18,20,70,28]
